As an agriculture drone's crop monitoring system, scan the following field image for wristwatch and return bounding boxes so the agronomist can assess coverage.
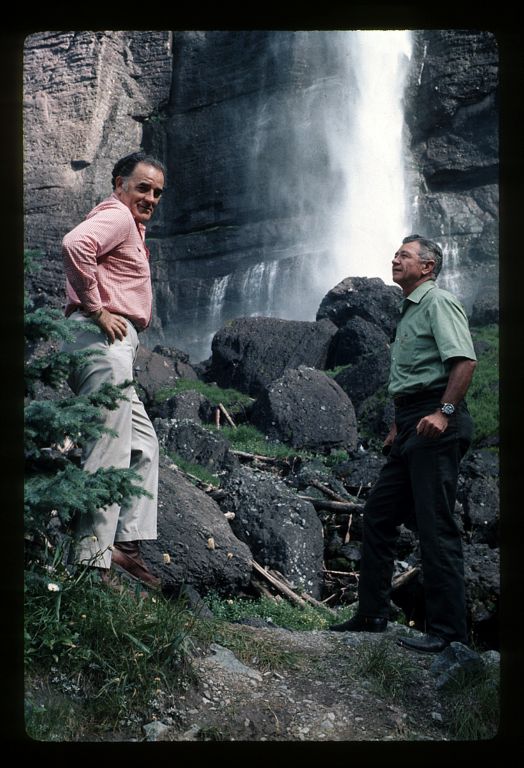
[440,402,455,416]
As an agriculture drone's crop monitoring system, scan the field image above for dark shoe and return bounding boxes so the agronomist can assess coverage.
[111,543,161,590]
[397,634,449,653]
[329,614,387,633]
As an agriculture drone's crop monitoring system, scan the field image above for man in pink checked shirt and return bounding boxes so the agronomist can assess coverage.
[61,151,166,590]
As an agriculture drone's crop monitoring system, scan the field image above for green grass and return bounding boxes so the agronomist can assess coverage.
[167,450,221,486]
[467,324,499,446]
[443,665,499,740]
[204,591,338,631]
[24,565,195,738]
[347,638,418,701]
[191,615,303,673]
[155,379,254,414]
[210,422,316,461]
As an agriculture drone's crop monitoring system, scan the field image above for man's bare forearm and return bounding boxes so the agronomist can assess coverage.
[440,357,477,405]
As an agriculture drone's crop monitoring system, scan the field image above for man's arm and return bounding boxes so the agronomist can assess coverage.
[416,357,477,438]
[63,209,131,343]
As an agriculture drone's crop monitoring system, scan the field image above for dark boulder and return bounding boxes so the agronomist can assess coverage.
[219,466,325,598]
[469,284,499,327]
[333,347,391,412]
[141,455,253,594]
[154,418,239,476]
[463,541,500,626]
[153,390,215,424]
[316,276,402,341]
[208,316,338,396]
[251,366,358,452]
[461,475,499,547]
[134,345,198,406]
[326,316,391,369]
[330,450,387,491]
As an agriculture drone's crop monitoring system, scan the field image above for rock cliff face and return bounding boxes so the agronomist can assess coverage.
[23,30,498,361]
[23,30,173,304]
[403,30,499,311]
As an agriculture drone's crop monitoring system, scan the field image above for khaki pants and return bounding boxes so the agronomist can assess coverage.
[63,313,158,569]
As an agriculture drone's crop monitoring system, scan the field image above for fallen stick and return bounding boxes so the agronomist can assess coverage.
[298,495,363,513]
[251,560,309,608]
[267,567,338,616]
[218,402,237,429]
[309,478,353,504]
[391,566,421,590]
[232,450,279,463]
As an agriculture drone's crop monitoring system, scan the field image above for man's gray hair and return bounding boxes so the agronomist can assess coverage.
[402,234,443,278]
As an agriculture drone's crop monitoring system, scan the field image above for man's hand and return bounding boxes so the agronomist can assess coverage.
[416,410,450,439]
[91,308,128,343]
[382,422,398,454]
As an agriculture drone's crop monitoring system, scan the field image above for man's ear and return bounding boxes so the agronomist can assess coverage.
[422,259,435,275]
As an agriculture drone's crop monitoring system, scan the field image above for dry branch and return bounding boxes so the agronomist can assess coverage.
[218,402,237,428]
[391,566,421,590]
[251,560,309,608]
[298,496,363,513]
[232,450,279,463]
[309,478,352,504]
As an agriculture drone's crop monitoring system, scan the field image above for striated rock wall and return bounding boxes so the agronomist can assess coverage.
[403,30,499,312]
[23,30,173,303]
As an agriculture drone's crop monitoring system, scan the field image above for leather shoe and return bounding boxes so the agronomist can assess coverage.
[329,614,387,633]
[397,634,449,653]
[111,542,161,590]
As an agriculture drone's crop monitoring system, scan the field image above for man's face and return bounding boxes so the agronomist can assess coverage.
[115,162,165,224]
[392,241,434,294]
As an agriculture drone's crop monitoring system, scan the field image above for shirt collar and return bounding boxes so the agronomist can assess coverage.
[400,280,436,312]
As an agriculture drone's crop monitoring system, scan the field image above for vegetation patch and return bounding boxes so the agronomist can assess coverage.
[468,323,499,446]
[155,380,254,416]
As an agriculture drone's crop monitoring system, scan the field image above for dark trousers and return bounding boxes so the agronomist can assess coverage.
[358,392,474,643]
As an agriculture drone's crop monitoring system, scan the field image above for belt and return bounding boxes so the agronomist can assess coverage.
[393,389,445,408]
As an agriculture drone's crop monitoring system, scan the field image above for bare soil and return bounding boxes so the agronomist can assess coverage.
[144,622,460,742]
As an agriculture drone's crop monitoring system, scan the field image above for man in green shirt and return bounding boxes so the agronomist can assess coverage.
[330,235,477,652]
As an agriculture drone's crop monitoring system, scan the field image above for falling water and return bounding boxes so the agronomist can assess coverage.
[179,31,414,360]
[330,31,414,283]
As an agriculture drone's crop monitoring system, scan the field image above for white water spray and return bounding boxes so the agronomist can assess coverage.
[193,31,414,360]
[329,30,414,285]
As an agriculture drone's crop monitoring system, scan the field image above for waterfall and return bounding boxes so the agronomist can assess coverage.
[182,31,414,361]
[330,31,414,285]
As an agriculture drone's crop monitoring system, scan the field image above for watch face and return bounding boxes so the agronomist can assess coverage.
[441,403,455,416]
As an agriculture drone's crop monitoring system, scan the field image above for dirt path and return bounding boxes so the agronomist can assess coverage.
[149,623,454,742]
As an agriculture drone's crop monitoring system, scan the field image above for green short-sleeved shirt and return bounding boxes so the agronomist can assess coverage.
[388,281,477,397]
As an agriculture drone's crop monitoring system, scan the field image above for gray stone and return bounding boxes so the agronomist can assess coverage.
[316,276,402,341]
[333,348,391,412]
[143,720,172,741]
[154,418,239,476]
[251,366,358,451]
[141,455,252,595]
[209,317,338,396]
[205,644,263,681]
[219,466,324,598]
[430,642,484,689]
[134,345,198,406]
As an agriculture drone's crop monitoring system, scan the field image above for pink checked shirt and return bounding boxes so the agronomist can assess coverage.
[63,193,153,330]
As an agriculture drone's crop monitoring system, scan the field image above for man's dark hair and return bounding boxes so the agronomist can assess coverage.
[111,151,166,189]
[402,234,443,278]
